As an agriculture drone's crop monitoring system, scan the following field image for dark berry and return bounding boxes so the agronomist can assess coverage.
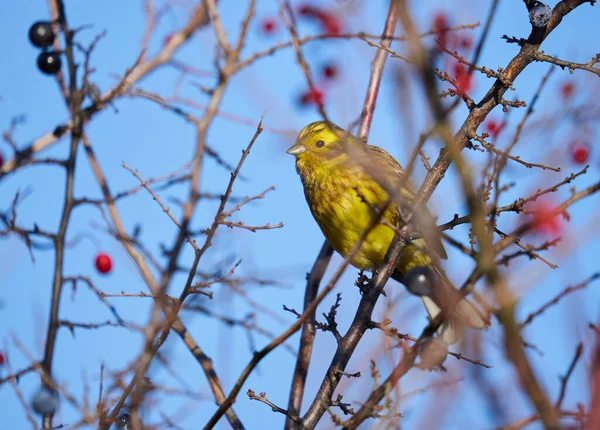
[29,21,55,48]
[116,413,131,430]
[529,3,552,27]
[31,386,59,415]
[37,51,62,75]
[404,266,437,297]
[0,351,5,366]
[95,252,113,274]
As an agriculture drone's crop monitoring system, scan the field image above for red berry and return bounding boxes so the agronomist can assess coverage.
[453,62,464,76]
[570,140,590,164]
[457,75,473,93]
[485,120,502,138]
[322,63,338,80]
[298,4,319,17]
[459,36,473,50]
[0,351,5,366]
[531,202,562,236]
[433,12,449,47]
[95,253,113,274]
[454,63,472,93]
[299,87,325,107]
[560,81,575,100]
[320,14,341,36]
[0,153,3,168]
[296,5,341,35]
[260,17,278,35]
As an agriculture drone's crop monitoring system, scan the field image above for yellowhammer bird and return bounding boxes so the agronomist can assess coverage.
[287,121,488,344]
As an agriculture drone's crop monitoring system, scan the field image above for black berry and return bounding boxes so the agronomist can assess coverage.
[117,413,131,430]
[29,21,55,48]
[31,386,59,415]
[529,2,551,27]
[37,51,62,75]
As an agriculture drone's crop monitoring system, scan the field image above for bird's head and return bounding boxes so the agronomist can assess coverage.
[286,121,362,170]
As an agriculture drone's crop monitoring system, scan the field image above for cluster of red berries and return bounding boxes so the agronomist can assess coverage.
[432,12,475,96]
[298,63,339,108]
[259,4,342,37]
[257,4,342,107]
[434,12,591,168]
[297,6,341,106]
[556,80,591,165]
[433,12,473,52]
[297,4,342,36]
[299,87,325,107]
[29,21,62,75]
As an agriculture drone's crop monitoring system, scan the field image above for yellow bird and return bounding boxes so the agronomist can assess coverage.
[287,121,488,343]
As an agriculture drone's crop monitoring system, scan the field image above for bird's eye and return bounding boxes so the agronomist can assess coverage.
[315,140,325,148]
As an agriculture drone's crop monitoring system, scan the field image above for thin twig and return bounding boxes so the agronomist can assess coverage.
[555,343,583,409]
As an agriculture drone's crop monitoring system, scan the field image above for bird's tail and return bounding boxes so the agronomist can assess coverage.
[392,267,490,344]
[420,294,489,344]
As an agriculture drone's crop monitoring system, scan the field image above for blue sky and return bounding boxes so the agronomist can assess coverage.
[1,1,599,429]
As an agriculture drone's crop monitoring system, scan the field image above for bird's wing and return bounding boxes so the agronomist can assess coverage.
[364,145,417,199]
[364,145,447,260]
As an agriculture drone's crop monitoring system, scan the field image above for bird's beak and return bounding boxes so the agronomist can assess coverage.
[286,143,306,155]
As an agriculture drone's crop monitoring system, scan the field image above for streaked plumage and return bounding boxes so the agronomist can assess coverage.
[288,121,488,343]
